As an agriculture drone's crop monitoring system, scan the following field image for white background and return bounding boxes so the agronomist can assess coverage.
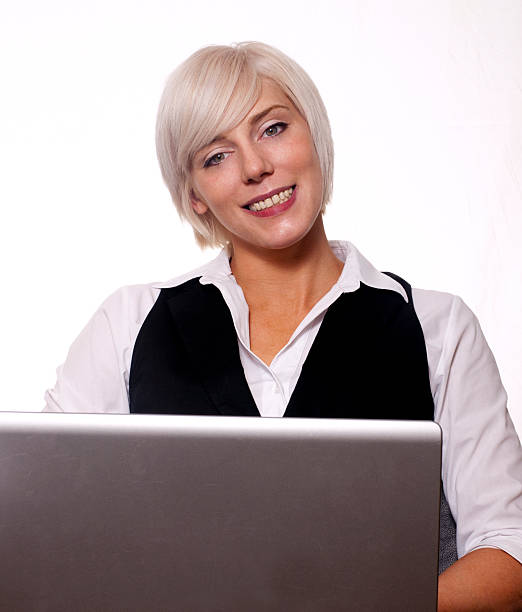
[1,1,521,436]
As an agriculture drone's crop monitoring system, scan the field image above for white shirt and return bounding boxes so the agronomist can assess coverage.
[45,241,522,564]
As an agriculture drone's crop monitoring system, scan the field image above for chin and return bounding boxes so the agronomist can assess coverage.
[257,231,312,251]
[264,218,321,251]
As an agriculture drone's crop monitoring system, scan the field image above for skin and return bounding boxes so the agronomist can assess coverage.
[438,548,522,611]
[191,79,343,364]
[190,80,522,608]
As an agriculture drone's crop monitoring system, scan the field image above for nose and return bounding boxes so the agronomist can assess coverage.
[240,144,273,184]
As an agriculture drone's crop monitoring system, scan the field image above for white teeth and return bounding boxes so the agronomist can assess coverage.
[248,187,293,211]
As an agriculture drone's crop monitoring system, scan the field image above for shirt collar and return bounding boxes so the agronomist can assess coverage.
[329,241,409,302]
[152,249,231,289]
[152,241,408,303]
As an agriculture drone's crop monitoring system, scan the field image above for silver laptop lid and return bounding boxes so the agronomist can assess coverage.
[0,413,441,611]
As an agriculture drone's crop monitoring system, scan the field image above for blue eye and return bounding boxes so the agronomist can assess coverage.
[263,122,287,137]
[204,152,228,168]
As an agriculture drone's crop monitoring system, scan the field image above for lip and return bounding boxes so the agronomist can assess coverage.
[242,185,295,209]
[243,186,297,218]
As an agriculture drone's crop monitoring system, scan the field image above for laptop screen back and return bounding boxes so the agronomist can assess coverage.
[0,413,441,611]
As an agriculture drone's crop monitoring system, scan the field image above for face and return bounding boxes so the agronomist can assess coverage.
[190,80,324,253]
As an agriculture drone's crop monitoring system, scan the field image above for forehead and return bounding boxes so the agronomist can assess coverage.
[247,79,293,114]
[207,80,300,146]
[233,79,303,132]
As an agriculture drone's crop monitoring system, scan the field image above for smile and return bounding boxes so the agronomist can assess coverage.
[242,186,297,218]
[246,186,294,212]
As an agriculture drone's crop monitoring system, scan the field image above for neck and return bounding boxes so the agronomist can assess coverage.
[229,219,343,311]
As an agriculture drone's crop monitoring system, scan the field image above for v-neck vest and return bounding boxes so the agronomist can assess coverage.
[129,275,457,572]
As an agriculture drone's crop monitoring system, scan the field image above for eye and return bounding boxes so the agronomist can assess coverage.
[263,122,287,138]
[204,151,229,168]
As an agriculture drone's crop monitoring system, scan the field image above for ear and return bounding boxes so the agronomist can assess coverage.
[190,189,209,216]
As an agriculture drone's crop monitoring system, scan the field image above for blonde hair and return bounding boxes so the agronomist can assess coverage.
[156,42,334,249]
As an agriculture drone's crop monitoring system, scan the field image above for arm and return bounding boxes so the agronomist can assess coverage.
[438,548,522,612]
[414,290,522,608]
[44,285,155,413]
[44,304,127,413]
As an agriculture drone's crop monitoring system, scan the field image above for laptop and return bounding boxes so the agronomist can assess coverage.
[0,412,441,611]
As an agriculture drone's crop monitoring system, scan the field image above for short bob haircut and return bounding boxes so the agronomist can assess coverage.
[156,42,334,249]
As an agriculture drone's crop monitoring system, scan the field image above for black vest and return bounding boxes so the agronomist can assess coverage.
[129,276,457,572]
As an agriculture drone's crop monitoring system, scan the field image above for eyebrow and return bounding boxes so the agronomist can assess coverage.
[204,104,291,149]
[249,104,290,126]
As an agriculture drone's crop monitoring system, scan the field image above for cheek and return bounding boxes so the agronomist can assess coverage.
[284,135,320,172]
[193,175,233,210]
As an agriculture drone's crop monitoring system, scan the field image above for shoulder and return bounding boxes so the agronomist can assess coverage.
[411,287,478,355]
[43,262,215,414]
[97,283,160,325]
[96,259,217,337]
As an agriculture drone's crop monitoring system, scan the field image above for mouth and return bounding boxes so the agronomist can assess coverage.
[242,185,296,213]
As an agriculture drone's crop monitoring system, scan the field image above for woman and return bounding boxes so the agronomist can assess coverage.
[45,42,522,609]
